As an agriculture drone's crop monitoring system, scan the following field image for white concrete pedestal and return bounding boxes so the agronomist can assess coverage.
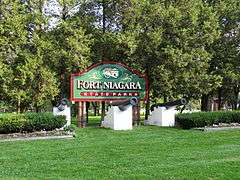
[145,107,176,127]
[102,106,132,130]
[53,106,71,127]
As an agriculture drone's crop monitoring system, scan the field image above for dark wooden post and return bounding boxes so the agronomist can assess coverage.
[100,101,105,125]
[82,102,87,127]
[133,104,140,126]
[201,94,209,111]
[77,102,81,127]
[136,103,141,125]
[97,102,100,116]
[133,105,137,125]
[77,101,86,128]
[133,100,141,126]
[92,102,97,116]
[86,102,90,124]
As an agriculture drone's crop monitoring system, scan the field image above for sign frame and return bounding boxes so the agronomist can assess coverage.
[70,61,149,102]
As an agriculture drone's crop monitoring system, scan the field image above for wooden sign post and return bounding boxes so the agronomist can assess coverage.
[77,101,86,127]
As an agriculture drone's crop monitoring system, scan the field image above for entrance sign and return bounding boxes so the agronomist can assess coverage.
[70,61,148,102]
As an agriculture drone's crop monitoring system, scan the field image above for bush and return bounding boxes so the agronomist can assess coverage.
[0,114,27,134]
[176,111,240,129]
[24,112,66,132]
[0,113,66,134]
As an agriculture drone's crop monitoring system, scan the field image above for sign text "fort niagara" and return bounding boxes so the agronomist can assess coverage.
[77,80,142,90]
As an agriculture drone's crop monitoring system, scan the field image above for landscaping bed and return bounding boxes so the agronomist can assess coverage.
[194,122,240,131]
[0,129,75,141]
[176,111,240,129]
[0,112,66,134]
[0,112,75,141]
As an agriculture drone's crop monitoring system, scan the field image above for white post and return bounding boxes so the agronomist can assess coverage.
[145,107,177,127]
[102,106,133,130]
[53,106,71,127]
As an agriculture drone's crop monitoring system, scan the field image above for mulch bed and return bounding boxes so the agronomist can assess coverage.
[194,123,240,131]
[0,130,75,142]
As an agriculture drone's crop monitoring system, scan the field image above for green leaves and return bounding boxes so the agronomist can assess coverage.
[0,0,239,112]
[0,0,59,112]
[120,0,221,101]
[206,0,240,109]
[176,111,240,129]
[0,112,66,133]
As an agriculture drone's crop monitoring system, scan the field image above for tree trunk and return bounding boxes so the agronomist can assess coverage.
[102,1,106,34]
[100,102,105,124]
[144,99,150,121]
[163,95,168,103]
[60,71,67,98]
[86,102,90,123]
[93,102,97,116]
[97,103,100,116]
[101,1,107,60]
[35,105,39,113]
[233,85,239,110]
[77,102,86,128]
[144,65,150,120]
[217,88,222,111]
[94,107,97,116]
[201,94,209,111]
[17,99,21,114]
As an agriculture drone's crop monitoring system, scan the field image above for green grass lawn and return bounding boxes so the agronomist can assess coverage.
[0,117,240,179]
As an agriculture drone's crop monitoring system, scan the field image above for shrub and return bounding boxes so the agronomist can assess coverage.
[0,114,27,134]
[176,111,240,129]
[0,112,66,134]
[24,112,66,132]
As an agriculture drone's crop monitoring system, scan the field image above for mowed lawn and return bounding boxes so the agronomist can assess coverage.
[0,117,240,179]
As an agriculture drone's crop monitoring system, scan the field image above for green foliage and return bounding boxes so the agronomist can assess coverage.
[0,113,66,134]
[176,111,240,129]
[198,0,240,110]
[121,0,222,101]
[0,0,239,113]
[0,114,26,134]
[24,112,66,132]
[44,0,93,99]
[0,0,60,112]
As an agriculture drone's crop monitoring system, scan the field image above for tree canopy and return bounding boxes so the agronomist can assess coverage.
[0,0,239,112]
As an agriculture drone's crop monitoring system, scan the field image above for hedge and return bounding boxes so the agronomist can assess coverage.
[176,111,240,129]
[0,112,66,134]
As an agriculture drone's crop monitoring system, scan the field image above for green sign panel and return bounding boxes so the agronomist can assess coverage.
[70,61,148,102]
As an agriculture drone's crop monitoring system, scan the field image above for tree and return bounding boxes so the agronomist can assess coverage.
[206,0,240,110]
[44,0,92,100]
[121,0,221,116]
[0,0,59,112]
